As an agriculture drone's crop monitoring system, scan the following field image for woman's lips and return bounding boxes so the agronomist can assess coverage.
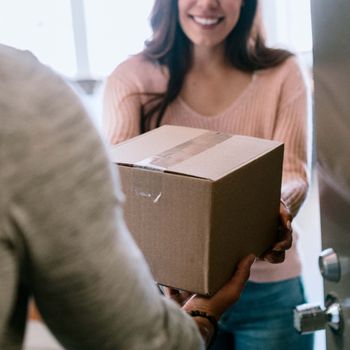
[190,15,224,27]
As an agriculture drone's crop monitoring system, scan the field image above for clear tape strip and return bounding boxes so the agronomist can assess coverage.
[135,131,231,171]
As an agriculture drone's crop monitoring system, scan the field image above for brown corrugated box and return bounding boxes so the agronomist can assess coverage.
[110,125,284,295]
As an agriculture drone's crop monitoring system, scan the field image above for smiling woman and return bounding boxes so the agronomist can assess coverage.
[177,0,243,47]
[103,1,313,349]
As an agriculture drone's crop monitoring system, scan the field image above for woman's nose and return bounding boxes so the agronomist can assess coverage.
[196,0,220,9]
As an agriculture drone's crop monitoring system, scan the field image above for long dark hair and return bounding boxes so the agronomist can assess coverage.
[140,0,292,132]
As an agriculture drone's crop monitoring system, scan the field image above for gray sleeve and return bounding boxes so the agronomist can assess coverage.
[4,51,203,350]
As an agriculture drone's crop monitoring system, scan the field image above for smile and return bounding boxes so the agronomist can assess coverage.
[191,16,223,26]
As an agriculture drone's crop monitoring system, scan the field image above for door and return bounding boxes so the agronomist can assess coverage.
[311,0,350,348]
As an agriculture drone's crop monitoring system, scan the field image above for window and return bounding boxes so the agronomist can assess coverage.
[261,0,313,65]
[0,0,153,79]
[0,0,76,76]
[84,0,154,77]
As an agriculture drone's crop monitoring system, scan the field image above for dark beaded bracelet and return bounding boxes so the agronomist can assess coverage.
[188,310,218,349]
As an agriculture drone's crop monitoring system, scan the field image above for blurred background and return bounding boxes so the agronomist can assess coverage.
[0,1,322,349]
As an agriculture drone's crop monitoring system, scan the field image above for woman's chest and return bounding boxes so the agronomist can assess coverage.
[164,87,280,140]
[179,71,254,117]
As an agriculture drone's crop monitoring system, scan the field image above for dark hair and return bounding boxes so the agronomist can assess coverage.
[140,0,292,132]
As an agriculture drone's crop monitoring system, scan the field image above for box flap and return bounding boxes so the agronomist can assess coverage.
[110,125,283,181]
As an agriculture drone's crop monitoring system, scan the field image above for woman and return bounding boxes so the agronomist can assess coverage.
[103,0,312,349]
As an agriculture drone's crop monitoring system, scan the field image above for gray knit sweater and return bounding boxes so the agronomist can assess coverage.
[0,45,203,350]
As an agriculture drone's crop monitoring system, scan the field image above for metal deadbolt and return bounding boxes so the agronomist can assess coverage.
[294,294,343,334]
[319,248,341,282]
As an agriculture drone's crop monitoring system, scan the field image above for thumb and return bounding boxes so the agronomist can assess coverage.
[212,254,255,317]
[221,254,255,297]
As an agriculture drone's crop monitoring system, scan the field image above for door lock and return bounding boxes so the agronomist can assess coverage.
[319,248,341,282]
[294,294,343,334]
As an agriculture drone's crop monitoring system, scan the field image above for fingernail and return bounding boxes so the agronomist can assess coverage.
[287,221,292,231]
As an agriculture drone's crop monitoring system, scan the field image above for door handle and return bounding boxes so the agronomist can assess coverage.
[294,294,343,334]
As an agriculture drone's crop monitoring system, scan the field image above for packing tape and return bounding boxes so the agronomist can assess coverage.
[135,131,231,171]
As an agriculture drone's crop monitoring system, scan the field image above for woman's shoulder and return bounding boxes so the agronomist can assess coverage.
[280,55,306,77]
[257,55,308,87]
[258,55,300,75]
[112,53,160,75]
[108,53,167,91]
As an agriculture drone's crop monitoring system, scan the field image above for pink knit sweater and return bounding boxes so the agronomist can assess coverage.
[103,54,311,283]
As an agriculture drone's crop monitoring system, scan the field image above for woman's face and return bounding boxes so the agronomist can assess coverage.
[178,0,243,49]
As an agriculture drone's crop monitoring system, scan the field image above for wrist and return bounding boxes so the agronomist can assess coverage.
[194,318,213,346]
[188,310,218,348]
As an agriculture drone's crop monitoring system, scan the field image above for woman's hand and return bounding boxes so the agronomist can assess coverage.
[261,200,293,264]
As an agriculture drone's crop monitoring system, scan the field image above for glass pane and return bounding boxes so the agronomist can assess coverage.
[84,0,154,77]
[261,0,312,53]
[0,0,76,76]
[286,0,312,53]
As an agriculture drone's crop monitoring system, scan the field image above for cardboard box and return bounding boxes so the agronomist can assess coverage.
[110,125,284,295]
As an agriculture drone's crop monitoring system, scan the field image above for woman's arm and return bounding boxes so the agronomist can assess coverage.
[273,59,312,218]
[103,67,142,144]
[262,59,312,263]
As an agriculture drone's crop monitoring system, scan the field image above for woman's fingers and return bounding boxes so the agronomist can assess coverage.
[262,201,293,263]
[262,250,286,264]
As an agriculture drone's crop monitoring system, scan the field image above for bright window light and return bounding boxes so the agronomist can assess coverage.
[84,0,154,77]
[261,0,312,54]
[0,0,76,77]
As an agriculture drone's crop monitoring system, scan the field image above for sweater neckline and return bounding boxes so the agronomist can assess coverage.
[177,72,258,120]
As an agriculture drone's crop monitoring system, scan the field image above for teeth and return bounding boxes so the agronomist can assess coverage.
[193,16,220,26]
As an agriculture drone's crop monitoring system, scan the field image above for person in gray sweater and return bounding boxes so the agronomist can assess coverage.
[0,44,254,350]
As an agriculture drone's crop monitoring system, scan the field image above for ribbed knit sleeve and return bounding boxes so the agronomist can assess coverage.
[103,55,167,145]
[103,66,142,144]
[272,60,311,217]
